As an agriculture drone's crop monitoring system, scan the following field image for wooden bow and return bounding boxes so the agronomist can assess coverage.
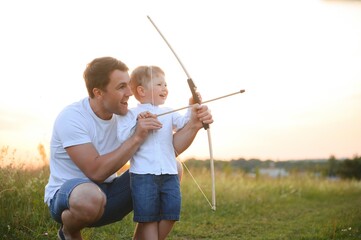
[147,15,216,210]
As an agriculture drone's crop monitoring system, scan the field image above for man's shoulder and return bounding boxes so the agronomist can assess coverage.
[60,98,88,112]
[56,98,90,121]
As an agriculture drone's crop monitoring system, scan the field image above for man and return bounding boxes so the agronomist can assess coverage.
[44,56,213,240]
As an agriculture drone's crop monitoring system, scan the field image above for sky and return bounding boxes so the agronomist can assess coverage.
[0,0,360,166]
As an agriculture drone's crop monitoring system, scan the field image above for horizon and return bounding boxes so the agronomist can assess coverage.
[0,143,354,171]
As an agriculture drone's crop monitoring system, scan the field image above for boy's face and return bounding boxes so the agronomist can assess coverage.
[143,75,168,106]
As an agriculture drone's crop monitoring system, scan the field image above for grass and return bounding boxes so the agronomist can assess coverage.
[1,148,361,239]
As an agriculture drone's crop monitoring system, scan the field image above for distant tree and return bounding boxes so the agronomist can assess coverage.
[327,155,338,177]
[337,155,361,180]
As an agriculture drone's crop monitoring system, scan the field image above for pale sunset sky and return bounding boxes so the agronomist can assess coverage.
[0,0,360,165]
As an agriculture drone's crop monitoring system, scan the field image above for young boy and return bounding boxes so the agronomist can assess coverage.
[117,66,191,240]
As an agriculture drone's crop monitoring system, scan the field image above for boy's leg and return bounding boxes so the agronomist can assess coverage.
[158,174,181,240]
[176,160,183,181]
[136,222,158,240]
[131,173,161,239]
[158,220,176,240]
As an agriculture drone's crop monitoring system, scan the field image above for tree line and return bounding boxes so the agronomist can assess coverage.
[183,155,361,180]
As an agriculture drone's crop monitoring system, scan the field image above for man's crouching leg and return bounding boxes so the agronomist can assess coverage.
[61,183,106,240]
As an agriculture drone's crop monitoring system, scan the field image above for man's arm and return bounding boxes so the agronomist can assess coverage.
[173,104,213,156]
[66,117,162,183]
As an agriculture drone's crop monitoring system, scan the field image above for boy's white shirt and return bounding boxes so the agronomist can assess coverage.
[117,103,190,175]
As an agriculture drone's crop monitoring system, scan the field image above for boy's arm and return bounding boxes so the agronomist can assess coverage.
[173,104,213,156]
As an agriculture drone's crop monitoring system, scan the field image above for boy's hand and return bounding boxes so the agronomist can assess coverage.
[137,111,162,135]
[137,111,156,119]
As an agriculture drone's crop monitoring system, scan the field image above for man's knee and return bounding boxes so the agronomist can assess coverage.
[69,183,106,221]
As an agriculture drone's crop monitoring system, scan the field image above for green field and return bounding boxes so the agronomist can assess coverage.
[1,151,361,239]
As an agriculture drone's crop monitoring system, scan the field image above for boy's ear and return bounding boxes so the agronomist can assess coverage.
[137,86,146,97]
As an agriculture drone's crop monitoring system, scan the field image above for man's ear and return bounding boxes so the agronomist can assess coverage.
[93,88,103,98]
[137,86,146,97]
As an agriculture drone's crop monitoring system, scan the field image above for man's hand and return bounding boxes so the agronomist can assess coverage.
[188,92,202,105]
[188,91,213,129]
[190,104,214,130]
[134,111,162,141]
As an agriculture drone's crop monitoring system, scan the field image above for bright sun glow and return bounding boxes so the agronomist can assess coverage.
[0,0,360,165]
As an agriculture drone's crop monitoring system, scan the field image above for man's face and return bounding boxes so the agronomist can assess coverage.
[102,69,133,116]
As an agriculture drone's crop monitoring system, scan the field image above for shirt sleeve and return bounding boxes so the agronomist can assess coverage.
[55,108,92,149]
[172,108,191,132]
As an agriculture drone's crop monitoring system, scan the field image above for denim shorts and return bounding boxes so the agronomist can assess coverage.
[49,170,133,227]
[130,173,181,222]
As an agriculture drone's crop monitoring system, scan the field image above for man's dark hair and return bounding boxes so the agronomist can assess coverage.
[83,57,129,98]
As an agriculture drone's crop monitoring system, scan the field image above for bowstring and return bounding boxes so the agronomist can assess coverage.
[151,65,213,209]
[150,66,155,109]
[174,149,214,209]
[150,66,156,143]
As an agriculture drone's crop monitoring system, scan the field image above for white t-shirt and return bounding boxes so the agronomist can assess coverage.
[44,98,120,206]
[117,103,190,175]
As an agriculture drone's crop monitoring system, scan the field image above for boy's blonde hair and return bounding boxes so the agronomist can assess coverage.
[130,66,165,101]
